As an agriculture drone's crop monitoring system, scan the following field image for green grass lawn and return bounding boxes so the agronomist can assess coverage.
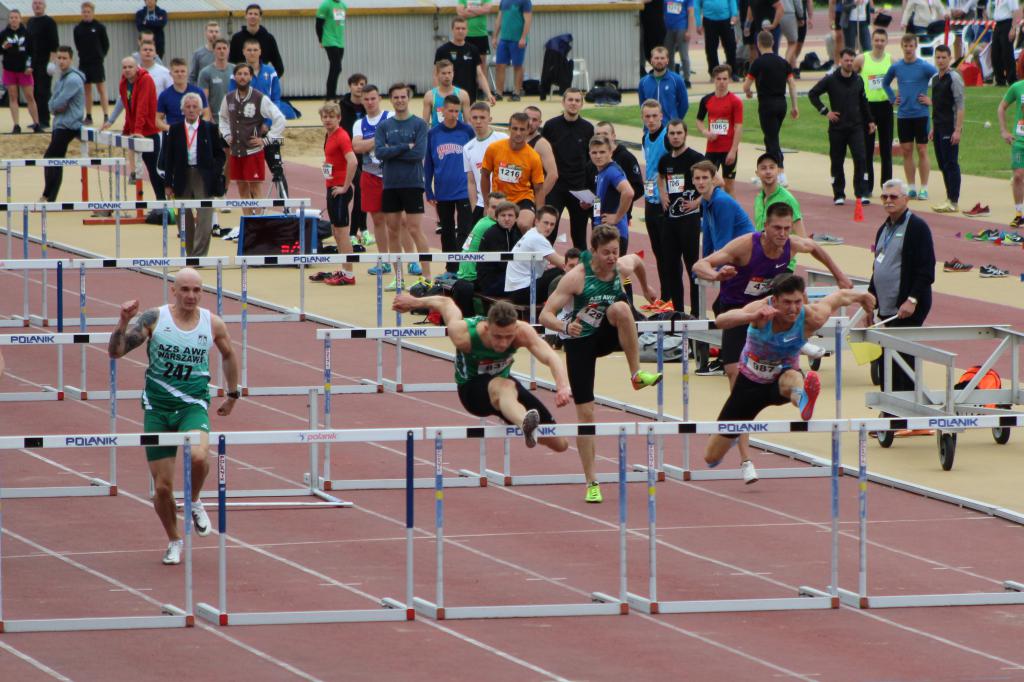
[583,87,1012,180]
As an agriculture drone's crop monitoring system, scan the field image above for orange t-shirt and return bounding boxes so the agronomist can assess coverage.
[481,139,545,203]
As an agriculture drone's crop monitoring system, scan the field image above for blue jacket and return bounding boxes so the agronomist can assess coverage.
[638,70,689,122]
[642,125,668,204]
[49,66,85,131]
[695,0,739,23]
[375,115,429,190]
[700,187,755,257]
[425,120,474,201]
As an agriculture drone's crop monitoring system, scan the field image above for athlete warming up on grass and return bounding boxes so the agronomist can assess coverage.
[392,294,571,453]
[704,273,874,471]
[540,224,663,503]
[108,268,240,566]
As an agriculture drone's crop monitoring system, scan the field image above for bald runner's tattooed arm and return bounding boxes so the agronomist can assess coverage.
[108,305,158,358]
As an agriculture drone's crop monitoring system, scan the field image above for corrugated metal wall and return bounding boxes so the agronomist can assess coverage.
[44,11,639,99]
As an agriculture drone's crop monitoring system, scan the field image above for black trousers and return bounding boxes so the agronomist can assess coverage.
[758,97,787,167]
[42,127,81,201]
[993,19,1016,86]
[546,182,591,249]
[436,198,474,272]
[703,18,738,75]
[34,68,53,128]
[865,100,894,194]
[451,278,478,318]
[660,215,701,315]
[828,126,868,200]
[350,160,366,236]
[644,201,667,293]
[325,46,344,99]
[142,133,166,201]
[506,267,562,305]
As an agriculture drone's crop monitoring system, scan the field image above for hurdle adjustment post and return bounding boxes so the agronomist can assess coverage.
[857,426,868,601]
[241,260,249,391]
[217,435,228,621]
[183,435,194,622]
[4,164,11,259]
[406,431,415,617]
[307,389,319,494]
[375,256,384,386]
[57,262,64,396]
[79,264,87,396]
[829,423,840,600]
[21,208,29,321]
[161,209,169,303]
[114,163,122,257]
[109,357,118,491]
[433,433,446,616]
[177,203,186,257]
[298,207,307,319]
[322,337,333,486]
[682,326,691,473]
[528,262,537,388]
[656,327,665,469]
[40,207,49,325]
[216,261,224,391]
[617,427,628,608]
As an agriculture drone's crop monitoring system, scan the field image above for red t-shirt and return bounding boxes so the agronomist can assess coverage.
[323,127,354,187]
[696,91,744,154]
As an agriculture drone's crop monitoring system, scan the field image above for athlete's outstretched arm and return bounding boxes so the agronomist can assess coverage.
[212,315,240,416]
[518,323,572,407]
[539,266,583,334]
[108,301,157,358]
[715,297,773,330]
[806,288,875,331]
[392,293,463,325]
[616,253,658,303]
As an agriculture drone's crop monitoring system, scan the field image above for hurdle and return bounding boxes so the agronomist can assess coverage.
[413,423,633,620]
[79,128,153,227]
[0,431,195,632]
[627,419,842,614]
[196,429,418,625]
[837,416,1024,609]
[2,157,126,260]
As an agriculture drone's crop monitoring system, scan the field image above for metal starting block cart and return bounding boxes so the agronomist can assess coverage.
[847,324,1024,470]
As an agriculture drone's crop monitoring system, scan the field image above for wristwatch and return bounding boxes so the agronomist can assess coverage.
[226,390,241,399]
[906,296,918,305]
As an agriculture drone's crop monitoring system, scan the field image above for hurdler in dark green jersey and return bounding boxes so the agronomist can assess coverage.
[393,293,571,452]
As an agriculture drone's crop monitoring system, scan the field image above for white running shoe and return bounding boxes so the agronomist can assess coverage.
[741,460,759,485]
[162,540,184,565]
[801,342,826,360]
[192,500,212,536]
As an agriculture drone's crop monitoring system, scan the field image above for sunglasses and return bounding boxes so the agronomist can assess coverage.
[879,193,903,200]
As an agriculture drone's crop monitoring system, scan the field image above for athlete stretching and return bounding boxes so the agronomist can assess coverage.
[392,295,571,452]
[704,273,874,467]
[109,268,240,565]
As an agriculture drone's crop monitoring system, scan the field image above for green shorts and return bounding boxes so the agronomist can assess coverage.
[143,403,210,462]
[1012,144,1024,170]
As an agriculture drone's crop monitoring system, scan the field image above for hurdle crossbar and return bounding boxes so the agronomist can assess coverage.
[413,424,633,620]
[0,434,195,632]
[79,127,154,226]
[196,431,417,626]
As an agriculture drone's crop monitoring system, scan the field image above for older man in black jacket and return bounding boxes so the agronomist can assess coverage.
[161,92,226,257]
[867,178,935,397]
[809,47,875,206]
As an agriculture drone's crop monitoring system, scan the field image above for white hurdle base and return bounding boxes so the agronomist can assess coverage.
[834,581,1024,609]
[478,469,652,487]
[196,600,413,626]
[1,479,115,499]
[1,604,191,632]
[174,487,351,508]
[412,595,627,620]
[309,473,485,491]
[658,465,832,481]
[379,380,458,393]
[627,592,836,614]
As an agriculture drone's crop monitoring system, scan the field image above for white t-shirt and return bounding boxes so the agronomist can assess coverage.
[504,227,555,292]
[146,63,173,96]
[353,110,391,178]
[463,129,508,207]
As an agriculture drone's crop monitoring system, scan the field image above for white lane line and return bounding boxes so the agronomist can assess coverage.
[0,640,73,682]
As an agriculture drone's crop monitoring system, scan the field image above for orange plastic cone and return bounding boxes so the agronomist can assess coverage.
[853,197,864,222]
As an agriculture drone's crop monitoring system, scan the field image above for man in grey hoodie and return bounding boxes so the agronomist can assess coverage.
[41,45,84,202]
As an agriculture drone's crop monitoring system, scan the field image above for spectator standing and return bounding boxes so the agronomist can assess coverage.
[102,57,164,200]
[229,39,286,182]
[316,0,347,100]
[640,0,666,76]
[458,0,495,58]
[425,95,475,272]
[594,121,644,227]
[638,46,689,121]
[189,21,221,85]
[695,64,743,194]
[158,58,209,131]
[843,0,870,53]
[542,88,594,248]
[481,112,546,231]
[218,63,286,217]
[752,151,805,236]
[422,60,471,126]
[138,41,171,94]
[989,0,1019,87]
[640,99,671,302]
[40,46,84,202]
[696,0,739,78]
[464,101,508,223]
[745,0,783,56]
[229,4,285,78]
[1,9,42,133]
[434,17,495,104]
[375,83,432,283]
[925,45,964,214]
[353,85,394,255]
[664,0,696,86]
[339,72,365,135]
[135,0,168,59]
[656,119,705,314]
[882,33,937,200]
[161,93,225,256]
[743,30,799,184]
[867,179,935,403]
[340,73,370,245]
[856,27,894,198]
[997,73,1024,226]
[524,105,559,210]
[693,159,755,258]
[27,0,58,129]
[198,38,232,122]
[808,48,874,206]
[586,136,636,253]
[317,101,358,284]
[493,0,532,100]
[504,205,565,303]
[73,1,109,126]
[132,29,164,67]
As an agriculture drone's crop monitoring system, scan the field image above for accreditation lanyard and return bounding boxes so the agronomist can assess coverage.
[185,122,199,161]
[878,210,910,256]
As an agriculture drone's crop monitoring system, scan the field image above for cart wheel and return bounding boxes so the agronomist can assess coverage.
[992,427,1011,445]
[877,413,894,448]
[870,357,882,386]
[938,432,957,471]
[810,357,821,372]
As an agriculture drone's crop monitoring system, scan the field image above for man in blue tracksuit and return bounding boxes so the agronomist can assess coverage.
[638,46,689,121]
[692,158,754,257]
[641,99,672,303]
[425,94,474,273]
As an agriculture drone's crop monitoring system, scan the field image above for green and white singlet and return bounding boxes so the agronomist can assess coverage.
[142,305,214,411]
[560,250,621,338]
[454,316,516,386]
